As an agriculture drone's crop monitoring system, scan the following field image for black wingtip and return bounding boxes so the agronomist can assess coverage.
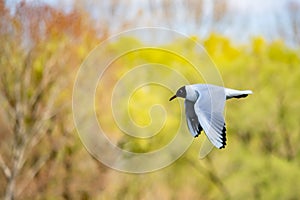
[219,124,227,149]
[234,94,248,99]
[194,124,202,138]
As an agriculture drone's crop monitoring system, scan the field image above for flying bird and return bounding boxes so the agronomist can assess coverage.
[169,84,252,149]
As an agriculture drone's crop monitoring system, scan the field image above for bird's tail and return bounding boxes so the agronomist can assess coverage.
[225,88,253,99]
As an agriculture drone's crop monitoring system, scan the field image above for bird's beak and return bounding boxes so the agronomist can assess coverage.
[169,95,177,101]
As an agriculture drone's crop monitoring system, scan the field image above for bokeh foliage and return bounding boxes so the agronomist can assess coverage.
[95,34,300,200]
[1,1,300,200]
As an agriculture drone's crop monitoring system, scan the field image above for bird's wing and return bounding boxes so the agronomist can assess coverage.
[194,86,227,149]
[185,100,202,137]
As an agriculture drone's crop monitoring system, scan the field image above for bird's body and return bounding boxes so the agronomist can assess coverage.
[170,84,252,149]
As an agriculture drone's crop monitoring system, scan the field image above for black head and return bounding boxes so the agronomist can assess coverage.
[169,86,187,101]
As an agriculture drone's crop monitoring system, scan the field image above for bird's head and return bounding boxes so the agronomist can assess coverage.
[169,86,187,101]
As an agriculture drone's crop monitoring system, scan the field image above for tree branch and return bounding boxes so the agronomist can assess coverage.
[0,154,11,181]
[16,154,51,197]
[185,157,230,199]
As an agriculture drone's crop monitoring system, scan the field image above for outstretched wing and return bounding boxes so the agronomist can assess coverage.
[184,100,202,137]
[193,85,227,149]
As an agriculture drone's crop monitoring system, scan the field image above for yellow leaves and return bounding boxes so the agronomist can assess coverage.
[32,58,44,82]
[3,3,300,196]
[96,34,300,159]
[129,87,153,127]
[189,35,199,42]
[267,40,300,64]
[252,36,266,55]
[77,45,88,58]
[203,33,241,65]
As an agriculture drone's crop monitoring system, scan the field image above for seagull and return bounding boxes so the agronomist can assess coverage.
[169,84,252,149]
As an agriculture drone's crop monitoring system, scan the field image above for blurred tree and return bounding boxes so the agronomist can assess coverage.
[0,1,102,199]
[286,1,300,45]
[1,1,300,200]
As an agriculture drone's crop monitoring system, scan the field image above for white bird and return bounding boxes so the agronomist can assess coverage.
[169,84,252,149]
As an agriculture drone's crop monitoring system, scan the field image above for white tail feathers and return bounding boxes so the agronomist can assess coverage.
[225,88,253,99]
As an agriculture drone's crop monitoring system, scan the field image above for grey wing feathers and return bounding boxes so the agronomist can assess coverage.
[193,85,227,149]
[185,100,202,137]
[197,111,226,148]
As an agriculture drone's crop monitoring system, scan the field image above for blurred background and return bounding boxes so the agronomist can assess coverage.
[1,0,300,199]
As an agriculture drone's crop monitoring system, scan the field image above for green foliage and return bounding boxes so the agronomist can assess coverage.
[95,34,300,200]
[1,3,300,199]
